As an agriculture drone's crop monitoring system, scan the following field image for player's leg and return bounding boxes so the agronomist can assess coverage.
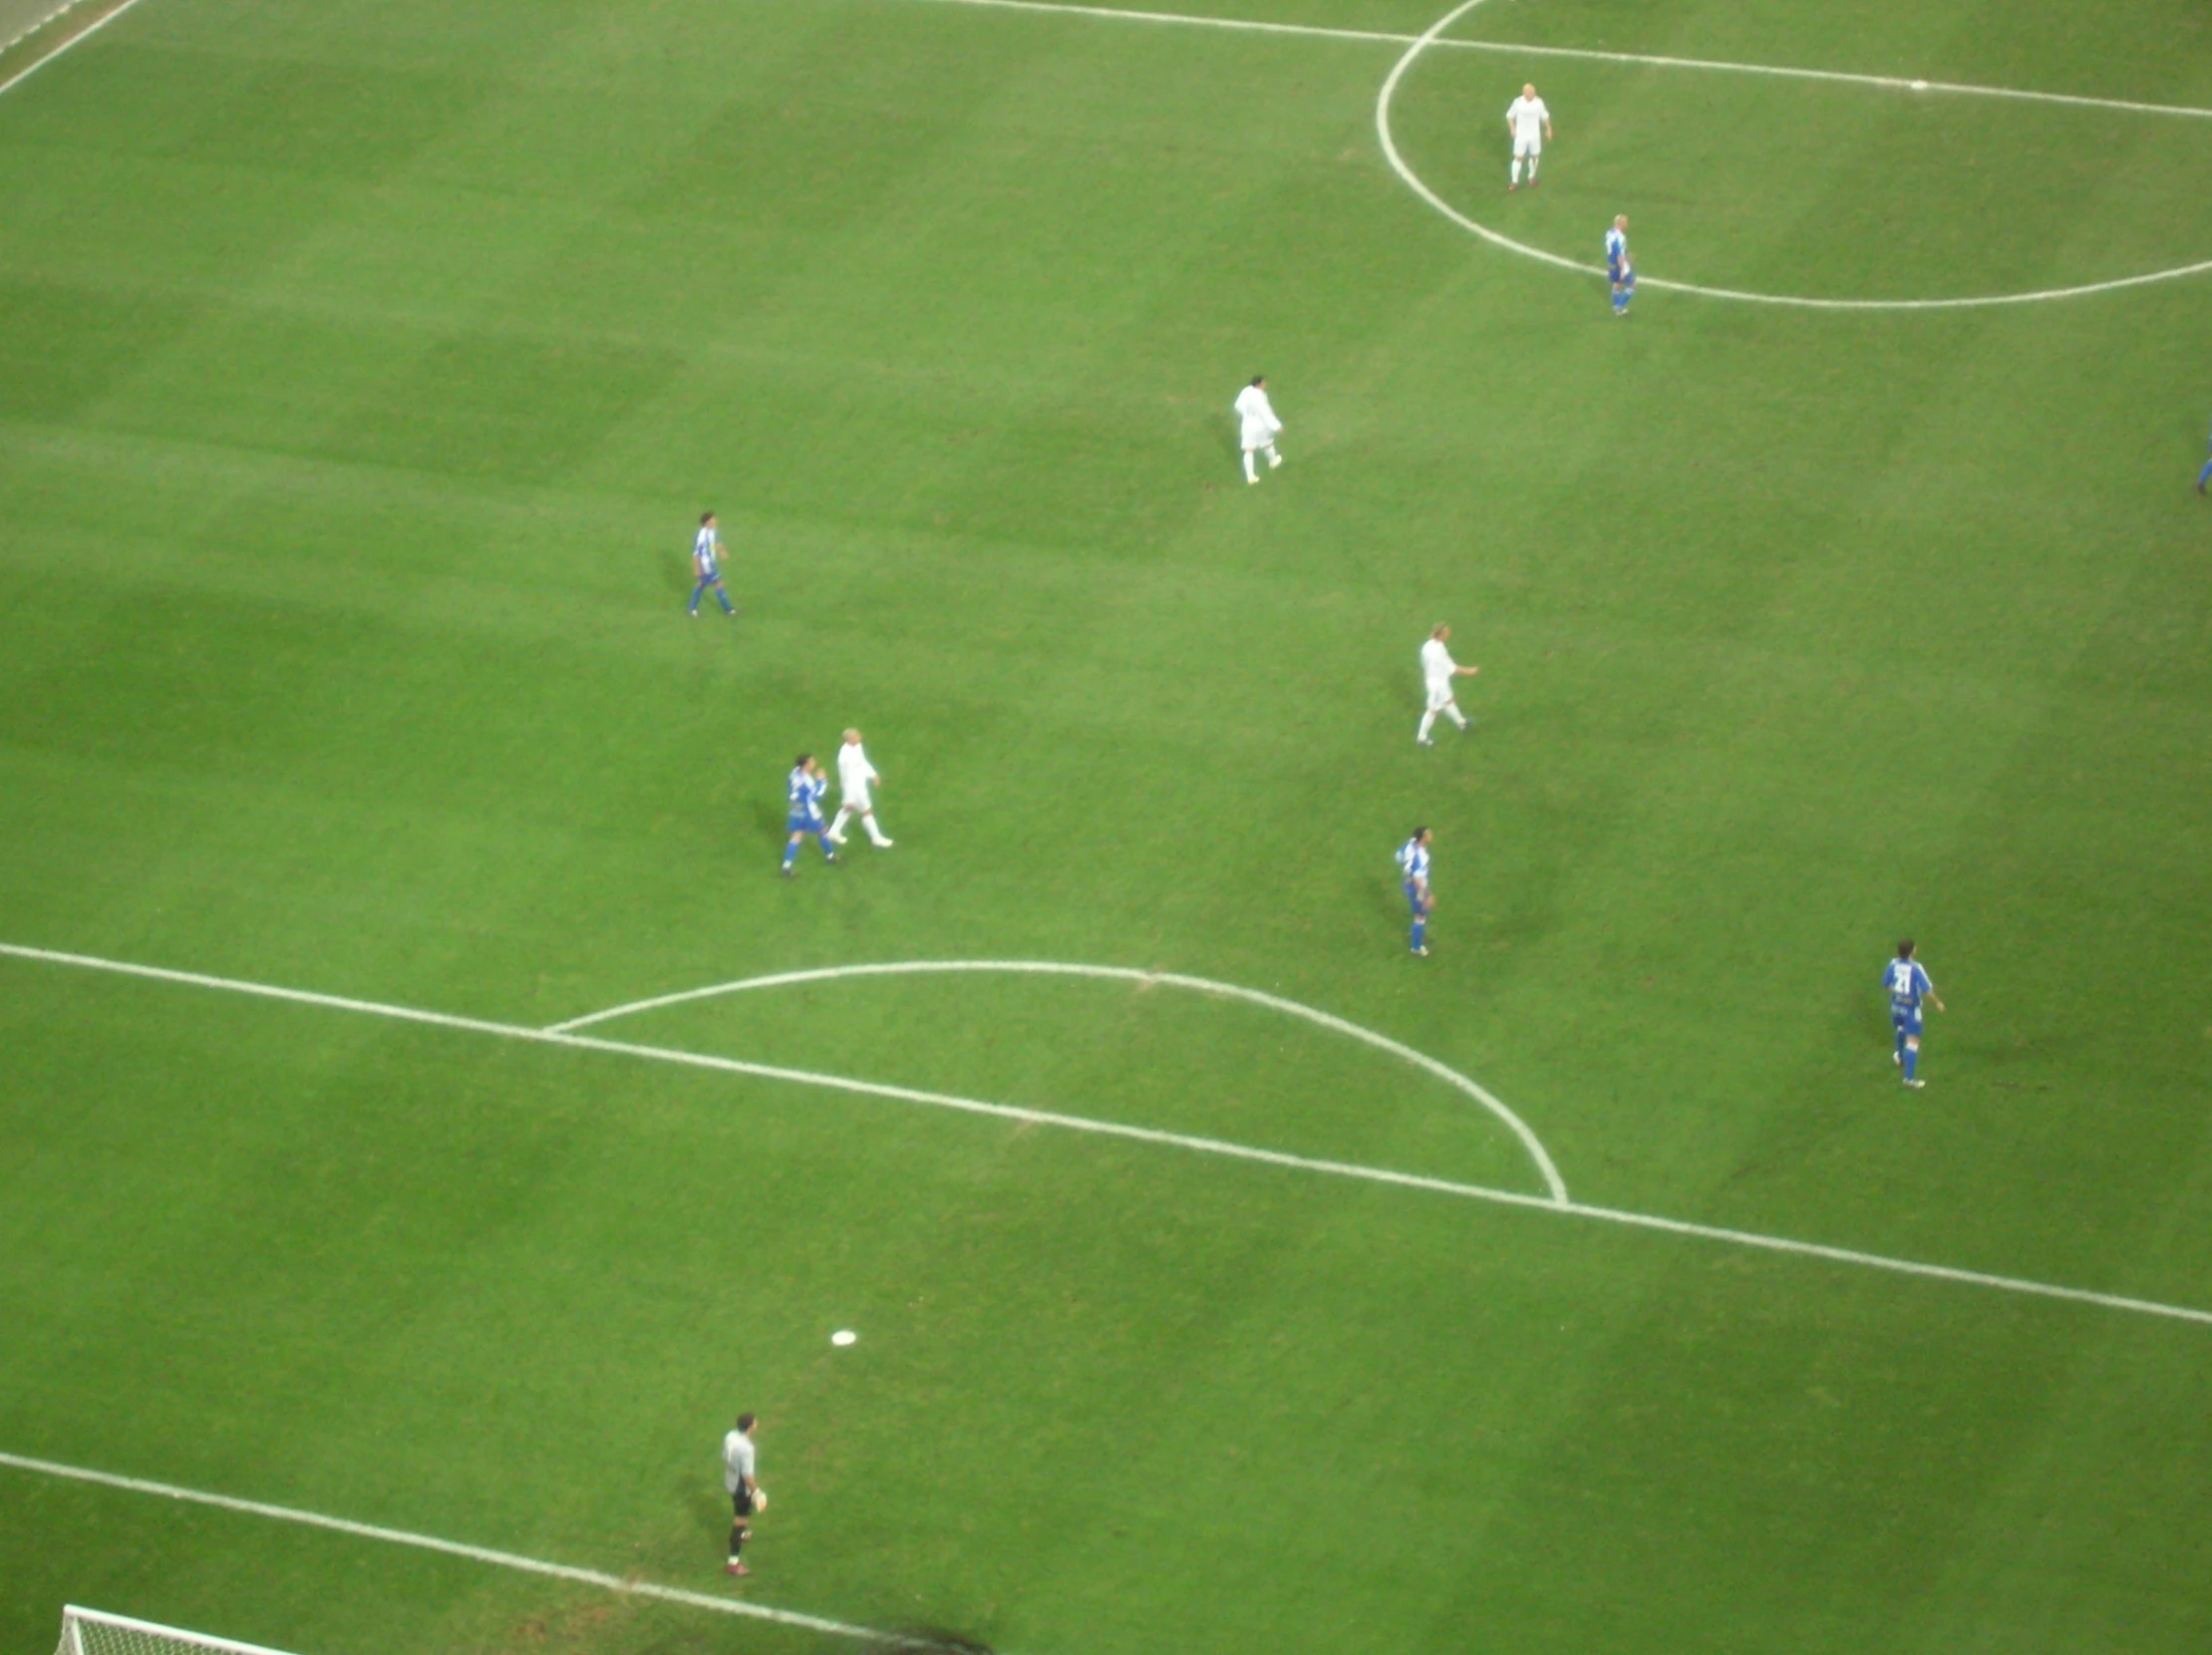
[1264,443,1282,470]
[1902,1033,1922,1085]
[1526,145,1538,184]
[1243,446,1259,484]
[688,577,708,615]
[861,808,893,848]
[1443,696,1467,731]
[782,829,803,874]
[827,807,851,844]
[815,826,839,860]
[1509,153,1520,189]
[728,1493,752,1575]
[2197,451,2212,494]
[1409,889,1428,955]
[1893,1017,1906,1065]
[1417,709,1436,744]
[715,577,736,615]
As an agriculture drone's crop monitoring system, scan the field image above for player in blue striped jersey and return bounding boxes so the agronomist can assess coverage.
[1397,828,1435,956]
[1605,216,1635,316]
[781,755,838,876]
[689,511,737,617]
[1883,939,1945,1087]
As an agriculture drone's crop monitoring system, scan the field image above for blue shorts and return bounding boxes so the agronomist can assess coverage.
[1893,1007,1924,1038]
[1609,263,1634,287]
[696,565,721,583]
[788,814,823,835]
[1404,880,1427,914]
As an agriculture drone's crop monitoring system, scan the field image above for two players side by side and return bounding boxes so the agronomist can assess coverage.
[782,730,893,877]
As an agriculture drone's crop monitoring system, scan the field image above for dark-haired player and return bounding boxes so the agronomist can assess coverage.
[689,511,736,617]
[722,1413,763,1576]
[1397,828,1435,956]
[1884,939,1945,1088]
[782,755,837,876]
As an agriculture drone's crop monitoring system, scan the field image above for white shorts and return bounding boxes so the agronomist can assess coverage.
[840,788,871,813]
[1240,424,1279,452]
[1513,136,1541,159]
[1424,683,1458,712]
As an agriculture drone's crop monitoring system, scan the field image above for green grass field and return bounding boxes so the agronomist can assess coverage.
[4,0,2212,1651]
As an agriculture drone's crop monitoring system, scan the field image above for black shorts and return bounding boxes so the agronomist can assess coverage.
[732,1488,756,1518]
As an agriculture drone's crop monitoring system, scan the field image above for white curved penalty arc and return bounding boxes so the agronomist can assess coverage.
[550,959,1571,1205]
[1377,0,2212,312]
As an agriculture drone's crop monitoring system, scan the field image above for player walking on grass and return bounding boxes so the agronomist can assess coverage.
[1885,939,1945,1088]
[1398,828,1435,956]
[1418,624,1478,745]
[723,1413,764,1576]
[1505,84,1551,191]
[1606,216,1635,316]
[1235,375,1284,485]
[828,729,894,848]
[689,511,736,617]
[2195,412,2212,494]
[782,754,837,876]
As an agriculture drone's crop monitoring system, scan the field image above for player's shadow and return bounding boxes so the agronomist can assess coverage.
[753,801,790,853]
[683,1477,728,1546]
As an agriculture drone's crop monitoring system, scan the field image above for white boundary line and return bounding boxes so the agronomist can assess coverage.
[897,0,2212,122]
[549,958,1568,1203]
[4,939,2210,1328]
[1375,0,2212,310]
[0,0,153,103]
[0,1453,913,1644]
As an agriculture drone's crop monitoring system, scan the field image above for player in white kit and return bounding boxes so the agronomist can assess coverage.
[828,729,893,848]
[1417,624,1478,745]
[1505,84,1551,191]
[1234,375,1283,485]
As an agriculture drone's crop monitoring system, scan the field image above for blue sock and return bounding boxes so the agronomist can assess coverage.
[1903,1043,1918,1082]
[816,831,836,857]
[1411,916,1426,951]
[782,839,798,870]
[1894,1027,1906,1062]
[718,587,735,614]
[689,580,707,613]
[2197,456,2212,490]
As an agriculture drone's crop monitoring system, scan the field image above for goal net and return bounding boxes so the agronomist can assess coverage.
[54,1607,314,1655]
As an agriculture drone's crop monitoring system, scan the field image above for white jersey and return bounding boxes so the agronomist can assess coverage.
[1421,636,1459,689]
[1507,95,1549,144]
[722,1430,756,1494]
[1234,384,1281,449]
[837,742,879,804]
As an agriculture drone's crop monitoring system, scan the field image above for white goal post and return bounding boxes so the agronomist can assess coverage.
[54,1607,318,1655]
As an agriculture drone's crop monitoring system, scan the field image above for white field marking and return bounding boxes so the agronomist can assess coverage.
[900,0,2212,309]
[0,0,154,103]
[1378,0,2212,310]
[548,958,1568,1203]
[6,939,2212,1328]
[897,0,2212,123]
[0,1453,919,1644]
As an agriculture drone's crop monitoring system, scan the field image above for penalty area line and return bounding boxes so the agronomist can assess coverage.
[0,1451,918,1645]
[889,0,2212,123]
[3,939,2211,1330]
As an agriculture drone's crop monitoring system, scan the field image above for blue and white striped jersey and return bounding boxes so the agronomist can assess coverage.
[1605,225,1629,271]
[1397,836,1430,886]
[788,766,828,820]
[695,524,721,571]
[1884,958,1933,1012]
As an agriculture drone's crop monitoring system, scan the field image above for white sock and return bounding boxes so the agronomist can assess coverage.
[1510,158,1521,185]
[1264,444,1282,468]
[828,809,852,840]
[1528,157,1538,180]
[866,817,891,845]
[1243,451,1258,483]
[1447,704,1467,729]
[1418,711,1436,742]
